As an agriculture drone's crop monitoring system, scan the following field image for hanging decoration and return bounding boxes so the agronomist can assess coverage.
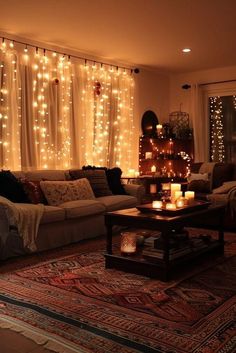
[209,96,225,162]
[94,80,101,97]
[0,37,135,174]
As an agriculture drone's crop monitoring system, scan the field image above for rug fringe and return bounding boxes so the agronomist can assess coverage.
[0,316,86,353]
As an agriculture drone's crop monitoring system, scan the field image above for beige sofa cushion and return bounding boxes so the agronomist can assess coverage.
[40,205,65,224]
[97,195,137,211]
[59,200,106,219]
[25,170,66,181]
[40,179,95,206]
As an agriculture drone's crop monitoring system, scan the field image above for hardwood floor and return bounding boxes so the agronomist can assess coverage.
[0,328,54,353]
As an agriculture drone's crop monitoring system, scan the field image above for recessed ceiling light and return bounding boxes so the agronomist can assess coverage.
[182,48,191,53]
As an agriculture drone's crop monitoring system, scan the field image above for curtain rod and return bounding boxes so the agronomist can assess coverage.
[1,35,136,73]
[199,79,236,86]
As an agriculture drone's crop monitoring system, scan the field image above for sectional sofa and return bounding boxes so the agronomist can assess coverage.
[0,169,145,260]
[188,162,236,230]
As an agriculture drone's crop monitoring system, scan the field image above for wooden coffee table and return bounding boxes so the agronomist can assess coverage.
[104,204,225,281]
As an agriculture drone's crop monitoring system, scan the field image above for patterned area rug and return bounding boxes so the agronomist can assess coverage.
[0,230,235,353]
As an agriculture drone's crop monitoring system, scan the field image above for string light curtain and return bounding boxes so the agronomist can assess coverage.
[0,40,135,174]
[209,96,225,162]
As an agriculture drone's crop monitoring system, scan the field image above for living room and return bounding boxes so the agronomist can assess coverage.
[0,1,236,353]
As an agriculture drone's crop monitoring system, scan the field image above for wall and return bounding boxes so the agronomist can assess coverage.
[131,68,170,170]
[169,65,236,126]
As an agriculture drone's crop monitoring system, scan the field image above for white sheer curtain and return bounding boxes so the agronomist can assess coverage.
[0,43,135,174]
[190,83,209,162]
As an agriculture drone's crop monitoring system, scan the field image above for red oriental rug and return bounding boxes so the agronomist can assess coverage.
[0,229,235,353]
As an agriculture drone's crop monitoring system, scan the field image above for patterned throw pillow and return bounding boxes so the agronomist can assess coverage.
[40,179,95,206]
[20,179,47,204]
[69,169,112,197]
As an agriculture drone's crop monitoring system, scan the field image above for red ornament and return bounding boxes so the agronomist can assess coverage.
[94,81,101,96]
[52,78,59,85]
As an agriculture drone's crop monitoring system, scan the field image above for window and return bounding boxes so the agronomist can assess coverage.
[209,95,236,163]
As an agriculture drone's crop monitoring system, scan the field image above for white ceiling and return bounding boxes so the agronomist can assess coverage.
[1,0,236,73]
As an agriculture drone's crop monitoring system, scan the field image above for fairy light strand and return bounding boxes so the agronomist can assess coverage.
[209,96,225,162]
[0,38,135,174]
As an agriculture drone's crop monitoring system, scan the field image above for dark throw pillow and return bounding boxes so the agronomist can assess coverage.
[0,170,29,203]
[212,163,235,189]
[187,179,211,193]
[82,166,128,195]
[20,179,48,204]
[69,169,112,197]
[105,167,127,195]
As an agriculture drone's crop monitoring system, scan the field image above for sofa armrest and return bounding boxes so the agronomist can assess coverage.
[123,184,145,204]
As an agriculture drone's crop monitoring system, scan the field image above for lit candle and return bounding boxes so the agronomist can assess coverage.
[174,190,182,200]
[151,165,156,173]
[152,200,163,209]
[176,198,185,208]
[128,169,135,177]
[150,184,157,194]
[170,183,181,201]
[162,183,171,191]
[134,171,140,177]
[145,152,152,159]
[185,191,195,203]
[156,124,163,137]
[120,232,136,254]
[166,203,177,210]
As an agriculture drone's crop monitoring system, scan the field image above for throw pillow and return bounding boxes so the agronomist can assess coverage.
[106,167,128,195]
[212,163,235,189]
[0,170,29,203]
[82,165,128,195]
[20,179,47,204]
[69,169,112,197]
[187,180,211,193]
[40,179,95,206]
[188,173,209,182]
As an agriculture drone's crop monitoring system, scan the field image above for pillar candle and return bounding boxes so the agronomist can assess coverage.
[156,124,163,137]
[185,191,195,203]
[170,183,181,201]
[151,165,156,173]
[176,198,185,208]
[166,203,177,210]
[145,152,152,159]
[162,183,171,191]
[152,200,163,209]
[174,190,182,200]
[150,184,157,194]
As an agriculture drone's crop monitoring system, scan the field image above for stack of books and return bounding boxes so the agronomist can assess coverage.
[142,230,211,262]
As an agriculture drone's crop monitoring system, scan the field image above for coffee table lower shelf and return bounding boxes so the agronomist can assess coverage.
[105,241,223,281]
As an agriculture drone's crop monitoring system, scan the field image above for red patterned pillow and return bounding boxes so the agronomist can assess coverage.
[20,179,47,204]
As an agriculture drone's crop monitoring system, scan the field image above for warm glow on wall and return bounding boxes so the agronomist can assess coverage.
[0,38,135,174]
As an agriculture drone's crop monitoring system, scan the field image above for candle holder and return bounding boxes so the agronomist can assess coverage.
[160,183,171,202]
[120,232,137,255]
